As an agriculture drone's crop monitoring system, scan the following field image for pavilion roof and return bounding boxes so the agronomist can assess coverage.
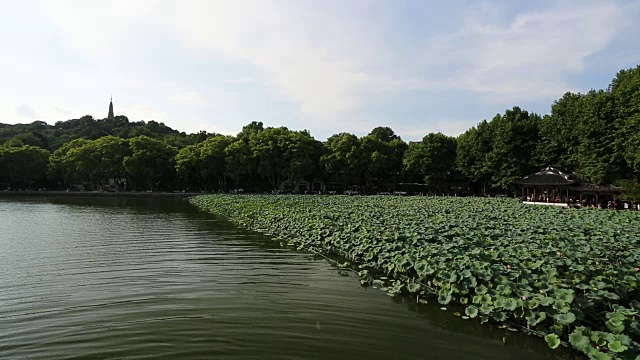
[513,166,575,186]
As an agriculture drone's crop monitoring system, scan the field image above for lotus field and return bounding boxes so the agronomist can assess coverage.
[191,195,640,359]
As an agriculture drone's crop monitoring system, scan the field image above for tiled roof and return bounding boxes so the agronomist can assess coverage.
[513,166,575,186]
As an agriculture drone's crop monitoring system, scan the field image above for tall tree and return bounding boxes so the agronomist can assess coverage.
[354,128,407,192]
[0,145,50,189]
[124,136,177,191]
[199,135,235,191]
[404,132,457,192]
[320,132,360,188]
[487,107,541,190]
[225,139,256,188]
[457,120,494,194]
[536,92,583,169]
[573,90,617,184]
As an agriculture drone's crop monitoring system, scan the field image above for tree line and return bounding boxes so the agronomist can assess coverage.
[1,65,639,199]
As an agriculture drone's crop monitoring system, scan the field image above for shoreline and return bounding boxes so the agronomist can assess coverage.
[0,190,204,198]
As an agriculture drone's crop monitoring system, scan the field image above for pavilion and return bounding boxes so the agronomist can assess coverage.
[513,166,622,207]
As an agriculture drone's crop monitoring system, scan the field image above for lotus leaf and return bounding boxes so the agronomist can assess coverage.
[556,312,576,325]
[545,334,561,349]
[191,195,640,359]
[608,341,628,353]
[465,305,479,318]
[569,330,590,349]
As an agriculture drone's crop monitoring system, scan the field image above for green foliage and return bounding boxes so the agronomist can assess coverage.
[176,136,235,191]
[404,132,457,192]
[545,334,561,349]
[0,145,50,189]
[192,195,640,359]
[320,132,360,188]
[2,64,640,193]
[47,137,129,189]
[124,136,177,190]
[250,127,323,190]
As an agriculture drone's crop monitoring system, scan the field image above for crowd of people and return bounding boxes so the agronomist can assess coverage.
[521,194,640,210]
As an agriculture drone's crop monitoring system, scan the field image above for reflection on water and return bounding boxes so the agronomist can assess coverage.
[0,196,572,359]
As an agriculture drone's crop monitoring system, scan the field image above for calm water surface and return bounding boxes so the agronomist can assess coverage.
[0,196,573,359]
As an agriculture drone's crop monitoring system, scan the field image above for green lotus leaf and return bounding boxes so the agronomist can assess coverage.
[555,312,576,325]
[557,292,574,303]
[553,300,570,313]
[503,298,518,311]
[544,334,561,349]
[607,312,625,322]
[526,311,546,326]
[438,294,452,305]
[586,348,612,360]
[576,283,591,290]
[479,303,494,314]
[492,311,507,322]
[475,284,489,295]
[407,282,421,293]
[568,330,590,349]
[441,271,458,283]
[465,305,479,318]
[496,284,512,295]
[463,276,477,288]
[606,319,625,334]
[607,341,627,353]
[540,296,554,306]
[613,334,631,346]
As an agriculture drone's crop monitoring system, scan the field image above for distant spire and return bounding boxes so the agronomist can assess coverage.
[108,96,114,119]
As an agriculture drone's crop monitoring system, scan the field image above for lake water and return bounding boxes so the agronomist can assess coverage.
[0,196,573,359]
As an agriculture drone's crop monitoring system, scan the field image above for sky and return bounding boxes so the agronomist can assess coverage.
[1,0,639,141]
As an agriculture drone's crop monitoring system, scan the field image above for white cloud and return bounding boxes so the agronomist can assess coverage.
[13,0,638,137]
[40,0,377,126]
[168,1,375,121]
[168,92,204,104]
[120,103,169,123]
[16,104,37,119]
[420,1,634,101]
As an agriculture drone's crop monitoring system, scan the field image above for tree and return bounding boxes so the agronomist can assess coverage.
[250,127,290,189]
[283,130,323,190]
[573,90,617,184]
[48,139,91,187]
[175,144,204,190]
[610,66,640,176]
[368,126,401,143]
[353,129,407,192]
[90,136,130,189]
[0,145,50,189]
[457,121,495,195]
[199,135,234,191]
[320,132,360,188]
[536,92,583,169]
[225,139,256,188]
[404,133,457,192]
[238,121,264,141]
[250,127,322,190]
[124,136,177,190]
[487,107,541,190]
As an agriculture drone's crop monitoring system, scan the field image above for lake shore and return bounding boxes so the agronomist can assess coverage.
[0,190,203,197]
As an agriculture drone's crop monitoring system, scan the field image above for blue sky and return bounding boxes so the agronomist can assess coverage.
[1,0,639,141]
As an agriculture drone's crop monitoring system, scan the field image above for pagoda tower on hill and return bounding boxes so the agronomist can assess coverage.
[108,96,114,119]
